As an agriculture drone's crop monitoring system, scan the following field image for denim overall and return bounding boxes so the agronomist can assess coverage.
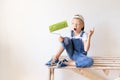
[62,30,93,67]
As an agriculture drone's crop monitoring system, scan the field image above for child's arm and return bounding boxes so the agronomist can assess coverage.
[84,28,94,52]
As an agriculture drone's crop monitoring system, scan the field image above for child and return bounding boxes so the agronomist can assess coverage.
[46,14,94,68]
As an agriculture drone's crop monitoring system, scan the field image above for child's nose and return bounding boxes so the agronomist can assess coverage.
[75,25,77,28]
[74,24,77,28]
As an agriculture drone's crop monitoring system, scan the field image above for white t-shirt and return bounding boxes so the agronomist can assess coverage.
[71,31,88,41]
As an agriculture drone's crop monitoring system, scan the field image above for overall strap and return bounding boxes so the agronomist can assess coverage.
[80,31,85,37]
[71,30,74,37]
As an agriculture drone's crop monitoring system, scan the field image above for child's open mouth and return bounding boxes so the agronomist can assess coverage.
[74,28,76,31]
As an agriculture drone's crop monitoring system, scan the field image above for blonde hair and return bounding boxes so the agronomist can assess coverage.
[73,14,85,31]
[73,14,84,22]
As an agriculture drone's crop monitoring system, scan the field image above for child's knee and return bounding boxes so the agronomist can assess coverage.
[84,57,94,67]
[87,57,94,66]
[63,37,71,46]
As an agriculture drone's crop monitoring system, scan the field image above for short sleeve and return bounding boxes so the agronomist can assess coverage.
[82,32,88,41]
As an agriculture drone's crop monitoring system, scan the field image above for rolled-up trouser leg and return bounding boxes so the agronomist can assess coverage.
[75,56,94,68]
[61,37,74,60]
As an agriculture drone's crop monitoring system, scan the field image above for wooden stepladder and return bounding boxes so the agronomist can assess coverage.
[47,56,120,80]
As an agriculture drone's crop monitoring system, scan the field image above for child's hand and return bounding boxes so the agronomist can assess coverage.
[88,28,94,37]
[58,36,64,42]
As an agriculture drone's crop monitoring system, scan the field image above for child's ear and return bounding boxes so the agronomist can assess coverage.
[81,27,84,31]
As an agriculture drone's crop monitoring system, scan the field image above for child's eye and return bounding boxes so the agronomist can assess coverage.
[77,23,80,25]
[72,23,74,24]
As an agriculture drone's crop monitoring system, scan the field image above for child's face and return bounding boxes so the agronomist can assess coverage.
[72,18,84,32]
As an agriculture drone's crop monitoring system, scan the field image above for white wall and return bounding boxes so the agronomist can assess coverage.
[0,0,120,80]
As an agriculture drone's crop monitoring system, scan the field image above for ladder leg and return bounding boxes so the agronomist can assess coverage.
[49,68,54,80]
[51,68,54,80]
[49,68,51,80]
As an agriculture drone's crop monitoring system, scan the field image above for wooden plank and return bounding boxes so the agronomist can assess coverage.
[94,62,120,63]
[93,57,120,59]
[48,66,120,70]
[92,56,120,58]
[93,63,120,65]
[93,64,120,67]
[93,59,120,60]
[94,58,120,59]
[59,56,120,59]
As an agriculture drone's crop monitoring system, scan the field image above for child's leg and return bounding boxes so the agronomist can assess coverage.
[64,61,76,66]
[62,37,74,60]
[46,37,73,66]
[53,37,74,60]
[46,44,64,66]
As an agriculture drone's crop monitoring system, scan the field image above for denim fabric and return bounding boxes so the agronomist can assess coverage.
[62,37,73,60]
[61,31,93,68]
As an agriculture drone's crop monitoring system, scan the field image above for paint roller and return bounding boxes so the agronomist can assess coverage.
[49,20,68,36]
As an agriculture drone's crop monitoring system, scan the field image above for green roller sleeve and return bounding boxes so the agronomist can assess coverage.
[49,20,68,32]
